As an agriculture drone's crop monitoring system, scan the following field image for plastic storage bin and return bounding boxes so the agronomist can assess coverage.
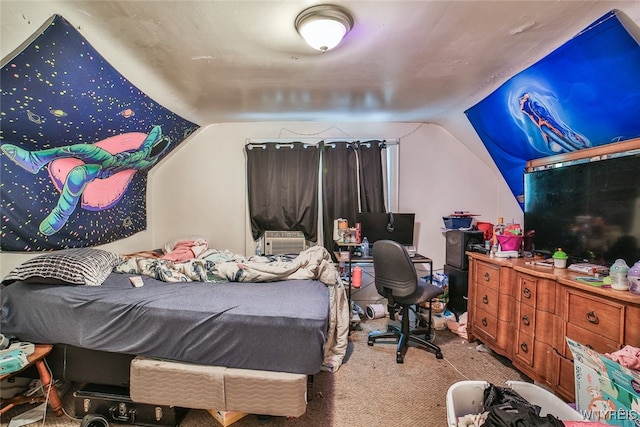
[443,216,473,229]
[446,380,584,427]
[496,234,523,252]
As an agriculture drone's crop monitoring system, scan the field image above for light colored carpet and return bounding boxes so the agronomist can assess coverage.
[1,317,528,427]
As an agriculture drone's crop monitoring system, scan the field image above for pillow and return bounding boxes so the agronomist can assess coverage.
[2,248,122,287]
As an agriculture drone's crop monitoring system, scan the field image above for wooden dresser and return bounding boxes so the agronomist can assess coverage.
[467,252,640,402]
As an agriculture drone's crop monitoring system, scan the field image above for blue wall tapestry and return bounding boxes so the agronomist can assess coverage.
[1,15,200,251]
[466,9,640,208]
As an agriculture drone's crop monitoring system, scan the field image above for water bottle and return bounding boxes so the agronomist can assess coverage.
[628,261,640,295]
[361,237,370,258]
[256,236,263,256]
[609,259,629,291]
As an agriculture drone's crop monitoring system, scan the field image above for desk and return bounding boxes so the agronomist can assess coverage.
[350,253,434,287]
[339,250,433,331]
[0,344,63,417]
[351,253,432,267]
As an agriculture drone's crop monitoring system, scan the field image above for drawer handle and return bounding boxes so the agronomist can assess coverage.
[586,311,599,325]
[522,288,531,299]
[484,272,490,281]
[482,295,489,304]
[520,342,529,353]
[482,317,488,327]
[522,315,530,326]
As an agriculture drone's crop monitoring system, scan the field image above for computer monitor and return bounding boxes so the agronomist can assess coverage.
[356,212,415,246]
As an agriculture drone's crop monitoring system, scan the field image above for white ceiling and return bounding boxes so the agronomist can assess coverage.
[2,1,640,128]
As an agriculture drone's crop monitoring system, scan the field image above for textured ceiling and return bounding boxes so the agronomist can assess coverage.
[2,1,640,127]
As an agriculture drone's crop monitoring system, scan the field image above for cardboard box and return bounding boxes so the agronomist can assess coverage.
[206,409,248,427]
[566,338,640,427]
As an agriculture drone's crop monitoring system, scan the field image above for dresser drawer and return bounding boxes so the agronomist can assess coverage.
[516,273,556,311]
[473,282,499,314]
[565,290,624,341]
[514,329,534,366]
[564,322,622,356]
[515,303,556,346]
[517,303,536,336]
[472,305,498,341]
[474,261,500,291]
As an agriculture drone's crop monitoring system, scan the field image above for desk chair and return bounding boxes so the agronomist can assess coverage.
[367,240,444,363]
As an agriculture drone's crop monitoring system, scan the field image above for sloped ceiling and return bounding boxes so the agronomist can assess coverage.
[2,0,640,130]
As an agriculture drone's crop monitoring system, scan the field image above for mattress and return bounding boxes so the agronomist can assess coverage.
[0,272,330,375]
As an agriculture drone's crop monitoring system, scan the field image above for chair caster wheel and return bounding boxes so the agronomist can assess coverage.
[396,353,404,363]
[367,339,374,346]
[436,352,443,359]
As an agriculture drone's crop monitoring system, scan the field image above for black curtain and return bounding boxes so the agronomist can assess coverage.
[322,142,359,251]
[246,143,320,241]
[321,141,386,253]
[358,141,386,213]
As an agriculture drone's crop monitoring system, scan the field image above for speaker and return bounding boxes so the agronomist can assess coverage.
[444,264,468,317]
[445,229,484,270]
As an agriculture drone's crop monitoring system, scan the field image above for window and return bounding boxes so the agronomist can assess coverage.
[246,140,397,252]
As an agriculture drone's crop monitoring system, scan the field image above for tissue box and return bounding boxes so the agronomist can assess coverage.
[567,338,640,426]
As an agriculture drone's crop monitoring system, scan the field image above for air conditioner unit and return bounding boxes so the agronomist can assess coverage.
[263,231,307,255]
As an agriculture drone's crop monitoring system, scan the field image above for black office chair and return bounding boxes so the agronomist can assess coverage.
[367,240,444,363]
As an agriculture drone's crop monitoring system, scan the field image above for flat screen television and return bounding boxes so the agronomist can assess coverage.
[524,152,640,267]
[356,212,415,246]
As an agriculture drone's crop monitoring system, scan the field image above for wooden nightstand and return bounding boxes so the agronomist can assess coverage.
[0,344,63,417]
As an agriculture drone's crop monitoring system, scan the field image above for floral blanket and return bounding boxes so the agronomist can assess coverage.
[114,245,350,372]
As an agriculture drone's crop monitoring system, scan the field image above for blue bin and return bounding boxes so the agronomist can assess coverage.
[443,216,473,229]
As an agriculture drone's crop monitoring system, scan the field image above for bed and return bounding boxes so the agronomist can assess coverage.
[0,244,350,417]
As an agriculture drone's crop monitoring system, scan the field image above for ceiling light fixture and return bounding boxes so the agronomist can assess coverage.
[295,4,354,52]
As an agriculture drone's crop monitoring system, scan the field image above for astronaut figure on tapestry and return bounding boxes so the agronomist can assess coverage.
[2,125,169,236]
[465,10,640,208]
[0,14,199,251]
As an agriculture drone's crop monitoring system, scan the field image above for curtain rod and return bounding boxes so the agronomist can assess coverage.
[245,138,399,145]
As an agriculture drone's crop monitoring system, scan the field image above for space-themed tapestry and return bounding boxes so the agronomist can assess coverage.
[466,9,640,208]
[0,14,200,251]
